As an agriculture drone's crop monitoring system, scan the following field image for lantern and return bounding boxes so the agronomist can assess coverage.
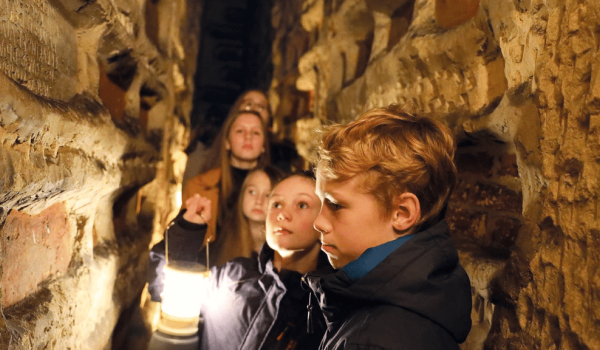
[157,261,210,336]
[148,220,211,350]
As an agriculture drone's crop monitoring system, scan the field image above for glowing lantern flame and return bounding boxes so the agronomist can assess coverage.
[158,262,210,336]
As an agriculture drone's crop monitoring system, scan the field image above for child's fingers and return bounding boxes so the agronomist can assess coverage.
[185,194,205,209]
[185,195,196,208]
[198,198,211,212]
[182,198,208,224]
[182,195,212,223]
[200,204,211,220]
[197,199,211,220]
[185,197,198,212]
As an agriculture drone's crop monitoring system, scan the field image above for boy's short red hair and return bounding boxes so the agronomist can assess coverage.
[316,105,457,229]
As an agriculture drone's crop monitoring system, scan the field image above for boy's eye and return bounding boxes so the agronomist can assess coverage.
[248,189,256,195]
[272,202,282,209]
[298,202,309,209]
[326,199,342,211]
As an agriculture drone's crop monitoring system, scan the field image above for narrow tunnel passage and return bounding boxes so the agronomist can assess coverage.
[2,0,600,349]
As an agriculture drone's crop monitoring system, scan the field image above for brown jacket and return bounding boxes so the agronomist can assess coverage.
[182,167,254,265]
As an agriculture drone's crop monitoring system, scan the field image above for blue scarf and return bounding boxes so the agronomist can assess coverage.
[343,234,415,281]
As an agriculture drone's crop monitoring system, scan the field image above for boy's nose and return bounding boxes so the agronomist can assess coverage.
[313,209,331,234]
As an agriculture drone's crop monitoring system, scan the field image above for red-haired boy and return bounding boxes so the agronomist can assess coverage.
[306,105,472,349]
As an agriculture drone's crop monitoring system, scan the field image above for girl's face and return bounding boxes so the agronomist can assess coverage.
[266,176,321,254]
[240,91,270,123]
[242,171,271,222]
[226,113,265,168]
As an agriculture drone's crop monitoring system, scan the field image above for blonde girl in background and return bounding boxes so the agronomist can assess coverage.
[181,109,270,266]
[221,165,284,261]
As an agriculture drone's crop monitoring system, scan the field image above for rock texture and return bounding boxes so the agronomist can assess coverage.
[271,0,600,349]
[0,0,200,348]
[3,0,599,348]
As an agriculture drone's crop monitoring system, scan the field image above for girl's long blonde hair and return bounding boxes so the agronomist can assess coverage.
[198,89,272,174]
[218,110,270,225]
[217,165,284,264]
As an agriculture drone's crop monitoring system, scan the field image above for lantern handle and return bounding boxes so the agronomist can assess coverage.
[200,213,210,269]
[165,221,173,266]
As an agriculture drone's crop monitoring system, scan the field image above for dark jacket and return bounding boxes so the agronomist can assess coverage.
[304,220,472,350]
[147,213,328,350]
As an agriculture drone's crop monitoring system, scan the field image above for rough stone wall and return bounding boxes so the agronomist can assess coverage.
[271,0,600,349]
[0,0,201,348]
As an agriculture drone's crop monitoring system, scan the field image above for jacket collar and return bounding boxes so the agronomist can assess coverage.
[257,243,332,275]
[257,243,331,301]
[342,233,415,280]
[304,220,472,342]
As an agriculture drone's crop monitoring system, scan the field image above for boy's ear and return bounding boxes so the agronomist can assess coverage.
[225,139,231,150]
[391,193,421,235]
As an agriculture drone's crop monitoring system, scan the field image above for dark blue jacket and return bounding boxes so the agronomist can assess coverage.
[304,220,472,350]
[148,212,328,350]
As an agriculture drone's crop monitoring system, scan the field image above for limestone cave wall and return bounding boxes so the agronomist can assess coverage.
[0,0,201,348]
[271,0,600,349]
[2,0,599,349]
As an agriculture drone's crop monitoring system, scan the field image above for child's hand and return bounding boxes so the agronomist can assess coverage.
[183,194,212,225]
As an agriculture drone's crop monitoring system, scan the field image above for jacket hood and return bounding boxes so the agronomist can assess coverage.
[305,220,472,343]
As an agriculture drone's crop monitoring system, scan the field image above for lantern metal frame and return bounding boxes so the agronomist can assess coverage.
[157,213,211,337]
